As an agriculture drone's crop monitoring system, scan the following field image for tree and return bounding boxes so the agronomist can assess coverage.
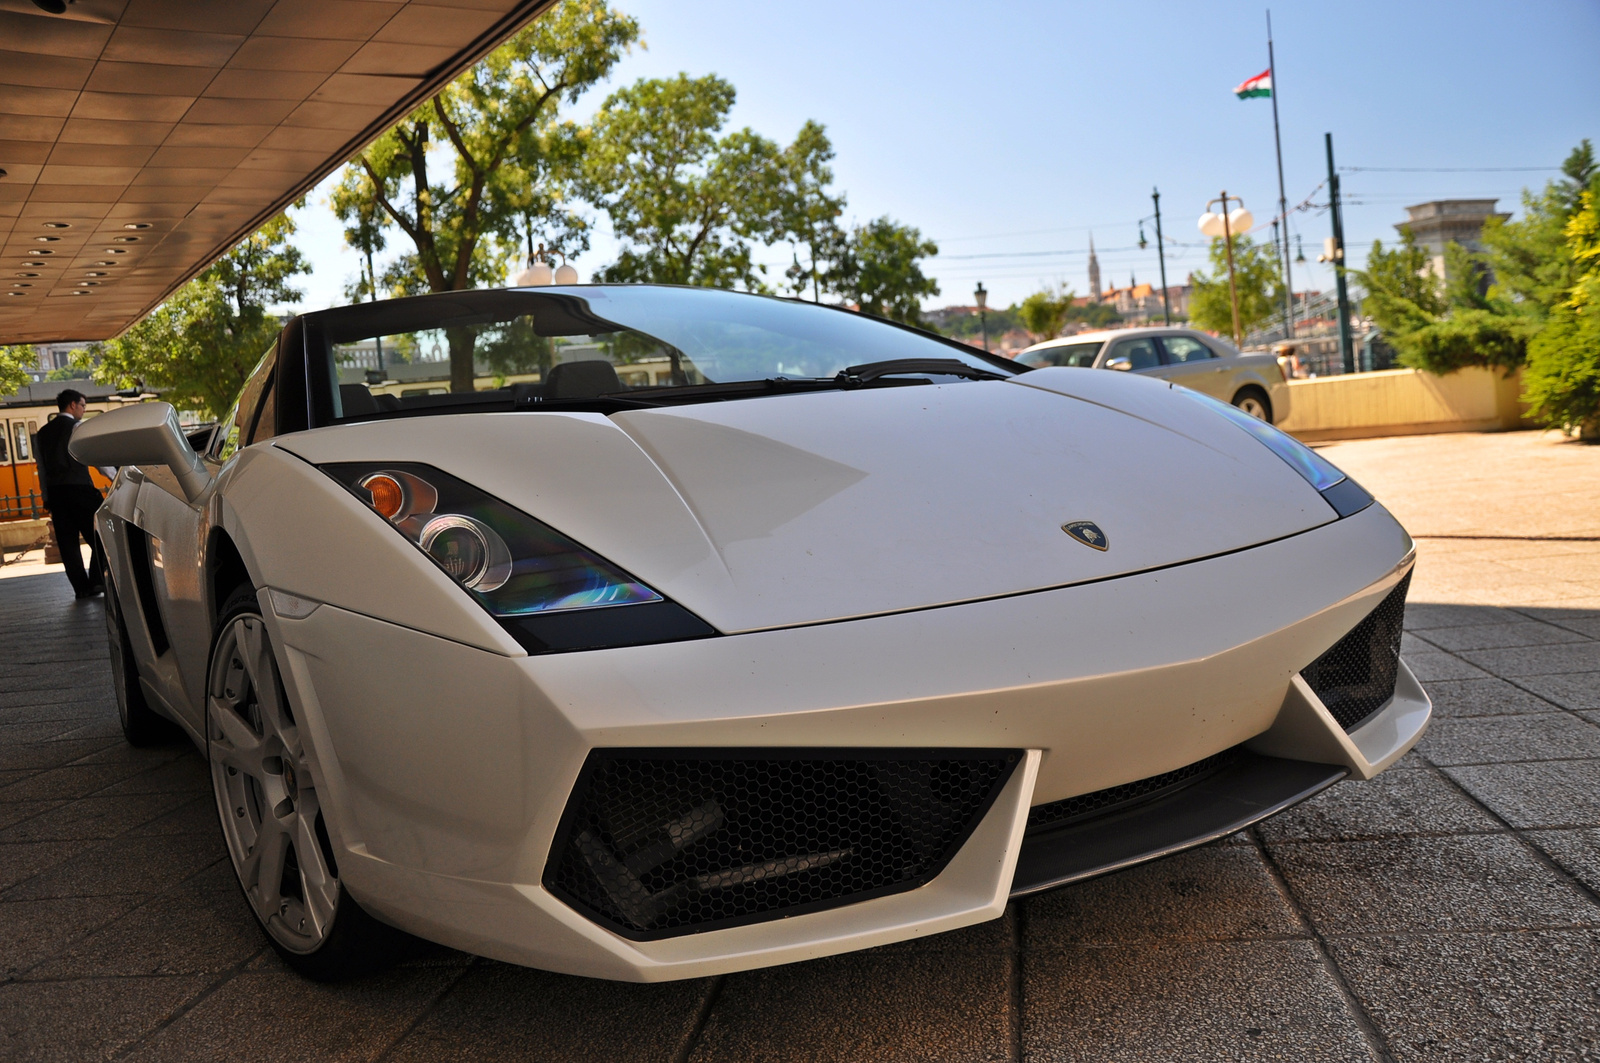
[0,345,36,398]
[827,217,940,325]
[1017,287,1073,340]
[1524,185,1600,436]
[1480,140,1597,316]
[1358,228,1536,374]
[1188,235,1282,338]
[333,0,639,391]
[582,73,789,290]
[778,121,847,301]
[85,212,307,419]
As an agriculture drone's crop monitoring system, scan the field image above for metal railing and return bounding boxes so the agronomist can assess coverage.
[0,491,48,521]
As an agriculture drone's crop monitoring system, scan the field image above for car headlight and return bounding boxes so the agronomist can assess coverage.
[1175,388,1373,518]
[320,462,715,653]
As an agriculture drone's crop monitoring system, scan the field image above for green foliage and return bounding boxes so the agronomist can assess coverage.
[1072,301,1124,329]
[583,73,788,289]
[86,212,307,419]
[0,344,36,397]
[1478,140,1596,316]
[1523,187,1600,434]
[1359,227,1535,374]
[334,0,638,389]
[779,120,847,301]
[1188,235,1282,338]
[827,217,940,325]
[1017,287,1072,340]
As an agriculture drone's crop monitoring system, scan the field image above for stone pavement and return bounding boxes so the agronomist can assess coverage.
[2,429,1598,1062]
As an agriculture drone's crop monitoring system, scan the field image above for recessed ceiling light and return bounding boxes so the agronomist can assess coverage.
[14,272,40,278]
[104,248,127,254]
[122,223,152,230]
[10,283,32,288]
[84,271,108,277]
[80,281,100,286]
[92,261,115,267]
[43,222,71,229]
[111,236,140,243]
[33,236,60,242]
[27,249,55,256]
[6,291,26,297]
[68,290,91,296]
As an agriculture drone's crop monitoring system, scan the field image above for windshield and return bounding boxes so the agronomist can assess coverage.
[1016,342,1102,369]
[305,286,1015,423]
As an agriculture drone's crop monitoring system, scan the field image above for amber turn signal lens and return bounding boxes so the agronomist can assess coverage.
[363,475,404,519]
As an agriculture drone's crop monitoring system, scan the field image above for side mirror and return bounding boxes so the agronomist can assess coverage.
[1105,356,1133,371]
[70,402,211,503]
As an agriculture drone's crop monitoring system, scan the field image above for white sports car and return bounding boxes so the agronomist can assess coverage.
[72,285,1428,982]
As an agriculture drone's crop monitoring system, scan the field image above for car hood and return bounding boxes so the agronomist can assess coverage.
[274,371,1335,634]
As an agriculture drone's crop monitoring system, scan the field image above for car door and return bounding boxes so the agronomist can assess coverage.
[115,343,279,729]
[1099,336,1164,376]
[1155,334,1231,400]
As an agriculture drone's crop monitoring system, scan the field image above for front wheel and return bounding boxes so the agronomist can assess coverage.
[1232,386,1273,423]
[206,585,403,980]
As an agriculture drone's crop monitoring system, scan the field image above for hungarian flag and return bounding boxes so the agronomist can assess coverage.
[1234,70,1272,98]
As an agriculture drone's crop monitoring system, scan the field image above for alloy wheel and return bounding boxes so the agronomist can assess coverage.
[207,612,339,954]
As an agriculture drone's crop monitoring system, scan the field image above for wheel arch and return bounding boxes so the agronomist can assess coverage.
[1230,382,1274,423]
[208,526,253,630]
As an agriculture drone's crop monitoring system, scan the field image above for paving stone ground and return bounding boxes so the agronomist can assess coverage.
[2,429,1598,1062]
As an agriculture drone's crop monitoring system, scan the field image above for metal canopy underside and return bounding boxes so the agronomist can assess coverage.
[0,0,555,345]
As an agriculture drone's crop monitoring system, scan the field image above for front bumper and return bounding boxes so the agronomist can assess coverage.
[262,501,1425,981]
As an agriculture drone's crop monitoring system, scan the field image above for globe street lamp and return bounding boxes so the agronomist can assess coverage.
[974,282,989,351]
[1197,193,1253,347]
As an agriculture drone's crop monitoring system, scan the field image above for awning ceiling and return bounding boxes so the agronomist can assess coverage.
[0,0,554,345]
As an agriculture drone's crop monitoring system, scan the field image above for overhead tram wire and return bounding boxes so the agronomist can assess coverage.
[1340,165,1560,173]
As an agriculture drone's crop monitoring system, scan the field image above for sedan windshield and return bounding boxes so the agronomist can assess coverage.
[304,285,1015,423]
[1016,342,1101,369]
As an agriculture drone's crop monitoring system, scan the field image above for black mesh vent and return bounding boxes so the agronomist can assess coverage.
[1302,572,1412,732]
[1026,747,1244,833]
[546,749,1018,939]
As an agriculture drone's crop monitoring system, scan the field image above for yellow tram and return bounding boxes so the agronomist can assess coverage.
[0,394,125,520]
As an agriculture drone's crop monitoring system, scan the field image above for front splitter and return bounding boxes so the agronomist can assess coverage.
[1010,751,1345,897]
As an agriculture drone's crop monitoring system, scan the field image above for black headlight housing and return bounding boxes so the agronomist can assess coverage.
[321,461,716,654]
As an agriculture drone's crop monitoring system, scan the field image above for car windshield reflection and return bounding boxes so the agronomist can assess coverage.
[306,285,1015,423]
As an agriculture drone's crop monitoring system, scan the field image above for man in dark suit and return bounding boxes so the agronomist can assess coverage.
[34,388,106,599]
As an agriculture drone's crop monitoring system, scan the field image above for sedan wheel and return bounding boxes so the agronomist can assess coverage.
[1232,388,1273,423]
[206,586,403,978]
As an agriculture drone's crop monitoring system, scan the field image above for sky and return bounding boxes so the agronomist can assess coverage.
[284,0,1600,314]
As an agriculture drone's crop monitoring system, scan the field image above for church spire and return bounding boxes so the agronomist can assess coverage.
[1087,234,1101,302]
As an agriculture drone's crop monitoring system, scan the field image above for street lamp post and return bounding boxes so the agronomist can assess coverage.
[1199,193,1253,348]
[1152,187,1171,325]
[974,282,989,351]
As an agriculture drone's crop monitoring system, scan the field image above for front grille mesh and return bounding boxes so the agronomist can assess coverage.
[1026,747,1243,833]
[546,751,1017,938]
[1302,572,1412,731]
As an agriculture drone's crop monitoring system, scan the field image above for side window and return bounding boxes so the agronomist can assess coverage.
[14,422,31,461]
[1107,338,1161,371]
[212,342,278,462]
[0,424,9,463]
[1162,336,1215,363]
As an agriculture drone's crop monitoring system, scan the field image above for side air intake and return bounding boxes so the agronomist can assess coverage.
[545,749,1018,939]
[1302,572,1412,732]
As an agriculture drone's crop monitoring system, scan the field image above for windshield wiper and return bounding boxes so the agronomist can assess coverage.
[836,358,1009,385]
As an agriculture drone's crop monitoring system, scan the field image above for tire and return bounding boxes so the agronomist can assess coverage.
[102,547,179,746]
[1232,386,1273,424]
[206,584,405,980]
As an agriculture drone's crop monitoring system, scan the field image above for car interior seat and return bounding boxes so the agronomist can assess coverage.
[545,360,623,399]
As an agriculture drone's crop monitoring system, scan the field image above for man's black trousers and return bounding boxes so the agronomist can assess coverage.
[47,485,105,596]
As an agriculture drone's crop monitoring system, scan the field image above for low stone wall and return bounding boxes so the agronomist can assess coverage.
[1277,366,1528,442]
[0,518,50,551]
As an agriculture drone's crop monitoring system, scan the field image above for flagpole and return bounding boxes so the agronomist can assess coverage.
[1267,10,1295,339]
